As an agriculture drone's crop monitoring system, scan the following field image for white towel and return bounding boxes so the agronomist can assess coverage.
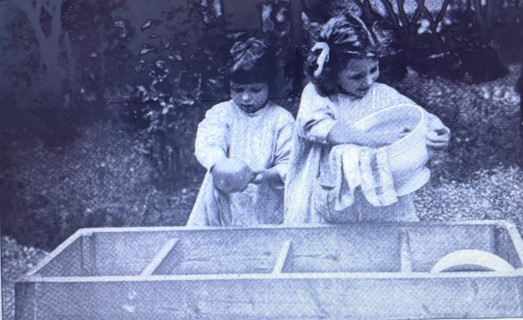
[319,145,398,211]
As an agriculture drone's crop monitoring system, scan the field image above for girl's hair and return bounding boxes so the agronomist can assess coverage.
[306,15,392,96]
[227,37,278,89]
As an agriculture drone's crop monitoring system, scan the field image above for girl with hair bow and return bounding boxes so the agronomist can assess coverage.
[285,15,450,224]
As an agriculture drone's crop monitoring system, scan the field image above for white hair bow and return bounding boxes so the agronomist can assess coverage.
[311,42,330,77]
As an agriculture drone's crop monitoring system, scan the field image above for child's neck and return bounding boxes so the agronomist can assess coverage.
[337,86,353,97]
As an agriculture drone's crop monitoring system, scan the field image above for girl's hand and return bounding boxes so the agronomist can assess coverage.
[426,116,451,150]
[251,168,283,186]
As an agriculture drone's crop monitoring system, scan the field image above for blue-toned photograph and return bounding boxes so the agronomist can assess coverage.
[1,0,522,318]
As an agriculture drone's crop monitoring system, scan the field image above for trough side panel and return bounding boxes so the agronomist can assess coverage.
[14,275,523,319]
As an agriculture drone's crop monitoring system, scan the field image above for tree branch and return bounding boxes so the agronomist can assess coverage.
[415,0,437,29]
[411,4,422,26]
[396,0,410,27]
[380,0,401,29]
[359,0,378,22]
[434,0,451,26]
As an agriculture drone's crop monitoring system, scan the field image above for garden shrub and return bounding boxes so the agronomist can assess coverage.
[339,0,521,83]
[119,4,236,192]
[1,121,189,250]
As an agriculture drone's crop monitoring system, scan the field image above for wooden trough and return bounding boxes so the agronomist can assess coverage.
[15,220,523,319]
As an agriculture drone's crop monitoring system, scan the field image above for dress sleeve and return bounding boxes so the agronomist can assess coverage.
[272,111,295,182]
[295,84,337,144]
[194,103,230,170]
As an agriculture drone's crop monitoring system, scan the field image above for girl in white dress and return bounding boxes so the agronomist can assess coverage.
[285,15,451,224]
[187,38,294,226]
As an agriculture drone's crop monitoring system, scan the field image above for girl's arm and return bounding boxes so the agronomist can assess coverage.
[252,112,295,187]
[327,121,407,147]
[297,84,406,148]
[194,104,229,170]
[295,84,337,144]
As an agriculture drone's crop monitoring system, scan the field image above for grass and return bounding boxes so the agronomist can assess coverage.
[415,165,523,228]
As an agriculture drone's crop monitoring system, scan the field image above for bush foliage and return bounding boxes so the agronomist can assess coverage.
[2,121,195,250]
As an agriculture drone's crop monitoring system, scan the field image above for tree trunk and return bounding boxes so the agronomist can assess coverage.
[16,0,66,107]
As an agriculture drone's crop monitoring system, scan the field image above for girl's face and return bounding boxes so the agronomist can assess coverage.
[230,82,269,114]
[337,58,380,99]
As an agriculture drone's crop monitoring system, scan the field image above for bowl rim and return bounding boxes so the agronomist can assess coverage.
[352,104,426,153]
[352,104,425,132]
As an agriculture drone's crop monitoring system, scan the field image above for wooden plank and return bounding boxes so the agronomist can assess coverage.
[18,269,523,284]
[272,240,292,273]
[156,233,280,275]
[14,282,36,320]
[81,233,97,275]
[140,238,179,276]
[400,229,412,273]
[74,219,511,234]
[25,221,523,277]
[15,274,523,319]
[506,222,523,268]
[31,222,517,277]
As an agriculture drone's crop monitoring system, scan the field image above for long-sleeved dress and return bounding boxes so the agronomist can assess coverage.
[187,100,294,226]
[285,82,444,224]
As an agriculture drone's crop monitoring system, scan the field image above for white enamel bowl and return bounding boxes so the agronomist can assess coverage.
[353,104,430,196]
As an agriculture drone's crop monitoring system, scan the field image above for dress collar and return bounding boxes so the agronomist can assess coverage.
[232,100,271,117]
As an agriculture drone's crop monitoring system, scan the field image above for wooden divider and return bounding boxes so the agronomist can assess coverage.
[80,232,97,275]
[272,240,293,273]
[400,229,413,273]
[140,238,179,276]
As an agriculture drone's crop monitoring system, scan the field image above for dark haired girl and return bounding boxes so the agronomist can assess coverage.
[187,38,294,226]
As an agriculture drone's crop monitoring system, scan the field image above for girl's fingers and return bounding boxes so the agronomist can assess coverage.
[427,138,449,149]
[251,172,263,184]
[427,140,446,147]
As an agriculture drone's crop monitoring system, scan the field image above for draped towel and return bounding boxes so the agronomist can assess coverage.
[318,144,398,212]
